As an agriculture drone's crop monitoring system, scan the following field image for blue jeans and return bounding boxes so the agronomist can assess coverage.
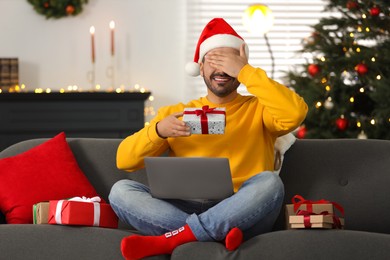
[109,171,284,242]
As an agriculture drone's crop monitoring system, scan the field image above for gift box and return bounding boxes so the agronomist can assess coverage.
[48,196,118,229]
[289,214,345,229]
[183,106,226,134]
[285,195,345,229]
[33,202,50,224]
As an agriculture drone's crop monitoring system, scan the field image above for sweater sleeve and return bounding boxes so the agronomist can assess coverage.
[238,64,308,135]
[116,110,170,172]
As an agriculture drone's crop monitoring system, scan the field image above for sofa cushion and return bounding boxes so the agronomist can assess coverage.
[171,230,390,260]
[0,132,99,224]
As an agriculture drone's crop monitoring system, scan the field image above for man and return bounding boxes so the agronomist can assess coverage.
[109,18,308,260]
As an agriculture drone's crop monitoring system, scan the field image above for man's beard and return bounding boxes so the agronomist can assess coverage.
[203,73,240,98]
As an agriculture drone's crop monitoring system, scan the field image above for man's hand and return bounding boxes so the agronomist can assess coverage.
[204,43,248,78]
[156,112,191,138]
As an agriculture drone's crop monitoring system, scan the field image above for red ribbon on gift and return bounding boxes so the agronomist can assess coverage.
[292,194,345,217]
[183,105,225,134]
[296,210,343,229]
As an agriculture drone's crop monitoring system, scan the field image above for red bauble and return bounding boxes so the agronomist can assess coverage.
[355,63,368,75]
[296,126,307,139]
[308,64,320,77]
[66,5,75,15]
[43,2,49,8]
[336,117,348,131]
[346,1,359,10]
[370,7,380,16]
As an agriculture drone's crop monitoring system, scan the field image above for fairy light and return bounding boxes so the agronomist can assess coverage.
[356,47,361,52]
[370,119,376,125]
[349,97,355,103]
[148,95,154,101]
[376,75,381,80]
[357,121,362,128]
[350,32,354,38]
[357,26,362,32]
[315,101,322,108]
[362,14,367,19]
[321,78,327,84]
[359,87,365,93]
[366,27,370,32]
[371,57,376,62]
[325,85,331,91]
[320,56,326,62]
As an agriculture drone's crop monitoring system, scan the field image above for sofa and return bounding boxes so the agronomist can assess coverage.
[0,137,389,260]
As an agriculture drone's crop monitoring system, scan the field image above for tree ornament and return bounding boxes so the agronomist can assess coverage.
[324,97,334,110]
[66,5,75,15]
[357,131,367,139]
[346,1,359,10]
[370,6,381,16]
[28,0,89,19]
[336,116,348,131]
[308,64,320,77]
[296,125,307,139]
[355,63,368,75]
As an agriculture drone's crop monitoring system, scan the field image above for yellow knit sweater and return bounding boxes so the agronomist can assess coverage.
[117,64,308,191]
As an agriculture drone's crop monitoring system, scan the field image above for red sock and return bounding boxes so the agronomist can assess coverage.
[121,224,197,260]
[225,227,243,251]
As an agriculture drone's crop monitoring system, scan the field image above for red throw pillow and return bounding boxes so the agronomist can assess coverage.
[0,132,99,224]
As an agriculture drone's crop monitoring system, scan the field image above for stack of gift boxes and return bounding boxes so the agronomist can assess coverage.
[286,195,344,229]
[33,196,118,228]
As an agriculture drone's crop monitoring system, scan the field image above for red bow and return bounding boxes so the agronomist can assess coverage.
[184,105,225,134]
[292,194,345,217]
[296,210,343,229]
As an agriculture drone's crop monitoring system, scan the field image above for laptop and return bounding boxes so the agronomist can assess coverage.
[144,157,234,200]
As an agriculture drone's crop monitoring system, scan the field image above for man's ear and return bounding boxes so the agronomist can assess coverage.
[199,62,204,77]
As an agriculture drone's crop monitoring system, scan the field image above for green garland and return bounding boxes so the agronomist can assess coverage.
[27,0,89,19]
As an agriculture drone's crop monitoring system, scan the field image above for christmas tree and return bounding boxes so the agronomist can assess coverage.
[285,0,390,139]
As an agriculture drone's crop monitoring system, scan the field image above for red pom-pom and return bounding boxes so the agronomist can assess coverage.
[336,117,348,131]
[355,63,368,75]
[308,64,320,77]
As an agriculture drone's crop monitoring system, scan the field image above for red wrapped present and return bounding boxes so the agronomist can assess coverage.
[48,196,118,228]
[183,105,226,134]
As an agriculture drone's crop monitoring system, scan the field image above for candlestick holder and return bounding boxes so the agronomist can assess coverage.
[106,56,115,89]
[87,63,96,90]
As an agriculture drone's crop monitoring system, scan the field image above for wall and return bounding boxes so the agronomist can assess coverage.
[0,0,187,110]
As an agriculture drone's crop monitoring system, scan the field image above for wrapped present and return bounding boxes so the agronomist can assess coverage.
[289,213,345,229]
[33,202,50,224]
[285,195,345,229]
[48,196,118,229]
[183,106,226,134]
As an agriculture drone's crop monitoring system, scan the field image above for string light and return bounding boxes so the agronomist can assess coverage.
[315,101,322,108]
[357,121,362,128]
[365,27,370,32]
[325,85,331,91]
[376,75,381,80]
[371,57,376,62]
[349,97,354,103]
[370,119,376,125]
[356,47,361,52]
[362,14,367,19]
[359,87,365,93]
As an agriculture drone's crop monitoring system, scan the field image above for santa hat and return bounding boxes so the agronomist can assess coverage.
[185,18,249,77]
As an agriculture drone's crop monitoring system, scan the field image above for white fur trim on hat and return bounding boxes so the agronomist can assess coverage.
[198,34,249,63]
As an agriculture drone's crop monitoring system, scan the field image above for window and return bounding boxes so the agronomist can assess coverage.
[185,0,328,98]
